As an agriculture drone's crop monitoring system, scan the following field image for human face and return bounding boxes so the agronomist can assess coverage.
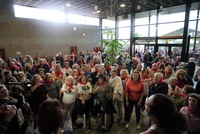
[145,96,153,115]
[178,74,184,80]
[66,78,72,85]
[0,86,9,99]
[99,68,105,75]
[45,75,52,82]
[154,74,162,83]
[188,97,198,110]
[143,70,148,76]
[111,71,116,78]
[85,66,91,72]
[81,76,87,83]
[98,78,104,84]
[35,76,42,83]
[169,79,177,88]
[132,72,139,81]
[120,71,127,77]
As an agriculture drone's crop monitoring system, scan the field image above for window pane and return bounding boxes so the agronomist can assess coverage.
[135,11,149,25]
[43,10,66,22]
[190,10,198,20]
[135,17,149,26]
[14,5,43,20]
[190,2,199,20]
[158,39,183,44]
[158,22,184,36]
[118,27,130,39]
[189,20,197,37]
[118,40,130,53]
[135,26,148,37]
[189,38,195,54]
[102,29,115,40]
[150,10,157,24]
[102,18,115,29]
[68,14,85,24]
[118,20,131,27]
[171,47,182,56]
[198,20,200,36]
[150,25,156,37]
[85,17,99,26]
[158,5,185,23]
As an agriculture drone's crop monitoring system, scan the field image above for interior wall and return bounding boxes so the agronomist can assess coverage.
[0,3,101,61]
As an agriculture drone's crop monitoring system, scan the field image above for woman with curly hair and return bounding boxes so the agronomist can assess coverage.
[175,69,193,89]
[141,93,187,134]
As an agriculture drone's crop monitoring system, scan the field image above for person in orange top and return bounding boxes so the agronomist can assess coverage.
[125,71,144,129]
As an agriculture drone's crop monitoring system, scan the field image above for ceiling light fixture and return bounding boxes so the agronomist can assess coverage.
[96,10,101,13]
[120,3,125,8]
[94,5,98,10]
[66,3,71,7]
[137,5,141,10]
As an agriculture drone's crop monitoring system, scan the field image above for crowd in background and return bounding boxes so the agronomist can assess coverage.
[0,49,200,134]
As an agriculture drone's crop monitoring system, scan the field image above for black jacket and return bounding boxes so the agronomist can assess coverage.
[148,82,168,97]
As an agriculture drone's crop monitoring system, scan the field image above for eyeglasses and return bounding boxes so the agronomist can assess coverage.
[18,75,24,78]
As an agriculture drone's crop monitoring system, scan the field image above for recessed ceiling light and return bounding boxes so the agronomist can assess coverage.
[96,10,101,13]
[66,3,71,7]
[120,3,126,8]
[73,27,77,31]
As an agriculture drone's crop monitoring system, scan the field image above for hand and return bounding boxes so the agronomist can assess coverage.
[95,86,100,91]
[137,100,142,107]
[0,103,7,114]
[81,99,85,105]
[4,105,17,121]
[126,101,129,107]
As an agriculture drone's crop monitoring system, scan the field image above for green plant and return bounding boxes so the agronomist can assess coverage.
[101,39,123,65]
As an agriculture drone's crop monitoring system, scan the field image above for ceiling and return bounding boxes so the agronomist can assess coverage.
[1,0,199,19]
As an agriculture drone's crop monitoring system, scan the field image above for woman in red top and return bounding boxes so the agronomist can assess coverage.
[125,71,144,129]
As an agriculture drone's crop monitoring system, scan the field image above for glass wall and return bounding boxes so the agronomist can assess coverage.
[101,2,200,61]
[102,17,115,40]
[189,2,200,62]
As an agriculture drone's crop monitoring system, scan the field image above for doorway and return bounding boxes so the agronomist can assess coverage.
[0,49,5,61]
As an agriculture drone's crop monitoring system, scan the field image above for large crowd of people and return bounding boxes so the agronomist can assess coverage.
[0,50,200,134]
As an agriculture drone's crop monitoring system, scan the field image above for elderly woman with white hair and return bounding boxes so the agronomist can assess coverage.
[185,57,196,79]
[148,72,168,97]
[168,77,182,99]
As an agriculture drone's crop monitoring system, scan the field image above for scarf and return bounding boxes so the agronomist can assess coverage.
[45,80,54,85]
[151,67,158,72]
[166,72,172,79]
[37,83,43,87]
[79,82,87,85]
[141,75,150,80]
[66,83,74,92]
[162,76,167,80]
[179,93,187,98]
[65,66,70,69]
[120,76,129,80]
[97,82,107,86]
[154,80,164,85]
[55,70,64,78]
[188,107,200,117]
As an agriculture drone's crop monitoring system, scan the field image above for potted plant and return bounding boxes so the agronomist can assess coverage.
[101,39,123,65]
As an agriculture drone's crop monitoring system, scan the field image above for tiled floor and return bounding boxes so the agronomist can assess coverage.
[73,112,150,134]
